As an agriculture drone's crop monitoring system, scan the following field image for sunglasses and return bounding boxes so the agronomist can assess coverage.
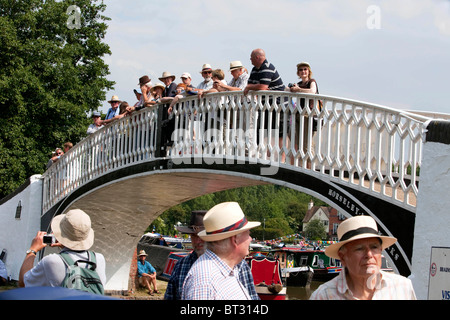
[202,71,212,75]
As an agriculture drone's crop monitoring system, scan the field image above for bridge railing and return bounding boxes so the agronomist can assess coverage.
[42,91,430,213]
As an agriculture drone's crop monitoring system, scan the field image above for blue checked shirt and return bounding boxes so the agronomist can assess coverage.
[180,249,259,300]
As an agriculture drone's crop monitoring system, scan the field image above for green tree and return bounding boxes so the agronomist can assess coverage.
[304,219,327,241]
[0,0,114,199]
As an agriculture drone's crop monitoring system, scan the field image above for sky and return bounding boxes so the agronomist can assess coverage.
[99,0,450,116]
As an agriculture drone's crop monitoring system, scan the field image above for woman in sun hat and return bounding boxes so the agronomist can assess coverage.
[19,209,106,290]
[181,202,261,300]
[310,215,416,300]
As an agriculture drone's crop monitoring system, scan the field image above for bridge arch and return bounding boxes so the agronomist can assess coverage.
[42,157,415,291]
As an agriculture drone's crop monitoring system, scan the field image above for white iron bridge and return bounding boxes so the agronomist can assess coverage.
[44,90,426,211]
[39,90,433,291]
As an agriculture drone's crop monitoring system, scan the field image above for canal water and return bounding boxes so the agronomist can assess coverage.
[285,281,323,300]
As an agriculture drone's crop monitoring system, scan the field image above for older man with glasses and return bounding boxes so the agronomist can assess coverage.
[105,95,122,120]
[197,64,214,91]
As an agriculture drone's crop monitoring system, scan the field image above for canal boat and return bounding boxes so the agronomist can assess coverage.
[139,232,191,249]
[246,255,287,300]
[160,251,191,281]
[272,247,342,285]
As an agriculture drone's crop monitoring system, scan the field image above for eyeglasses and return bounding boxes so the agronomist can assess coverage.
[202,71,212,75]
[298,68,308,71]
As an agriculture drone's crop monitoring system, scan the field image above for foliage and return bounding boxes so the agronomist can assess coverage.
[0,0,114,199]
[304,219,328,240]
[148,185,327,240]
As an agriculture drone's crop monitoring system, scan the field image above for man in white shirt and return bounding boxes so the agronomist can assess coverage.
[310,215,416,300]
[197,63,214,91]
[86,111,104,135]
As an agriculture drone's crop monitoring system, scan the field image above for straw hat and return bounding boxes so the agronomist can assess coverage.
[108,95,121,103]
[198,202,260,242]
[138,250,148,257]
[150,83,165,93]
[229,61,244,71]
[51,209,94,251]
[158,71,176,82]
[325,215,397,259]
[200,64,212,74]
[177,210,207,234]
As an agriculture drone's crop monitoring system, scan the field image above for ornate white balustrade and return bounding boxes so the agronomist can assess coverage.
[42,91,430,213]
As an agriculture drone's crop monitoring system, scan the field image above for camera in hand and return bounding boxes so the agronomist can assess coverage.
[288,83,296,88]
[43,234,55,244]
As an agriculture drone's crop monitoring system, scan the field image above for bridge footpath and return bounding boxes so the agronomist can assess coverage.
[0,91,449,299]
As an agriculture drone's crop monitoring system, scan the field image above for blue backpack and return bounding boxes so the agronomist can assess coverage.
[59,251,104,295]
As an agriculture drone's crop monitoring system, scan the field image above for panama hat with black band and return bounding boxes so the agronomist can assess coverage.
[325,215,397,260]
[198,202,260,242]
[229,61,244,71]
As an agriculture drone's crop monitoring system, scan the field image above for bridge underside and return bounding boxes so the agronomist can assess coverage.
[41,157,415,291]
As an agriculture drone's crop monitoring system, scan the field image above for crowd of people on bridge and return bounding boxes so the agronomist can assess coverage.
[46,48,322,168]
[86,48,322,149]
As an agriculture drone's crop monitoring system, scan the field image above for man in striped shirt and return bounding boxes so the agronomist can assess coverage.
[244,49,286,160]
[244,48,285,94]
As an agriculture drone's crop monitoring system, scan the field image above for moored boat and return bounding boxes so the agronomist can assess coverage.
[246,255,286,300]
[272,247,341,285]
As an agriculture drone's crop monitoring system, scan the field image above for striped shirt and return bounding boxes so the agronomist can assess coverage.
[181,249,258,300]
[310,269,417,300]
[248,59,285,91]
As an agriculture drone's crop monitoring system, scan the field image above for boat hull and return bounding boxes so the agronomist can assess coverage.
[255,285,287,300]
[284,267,314,287]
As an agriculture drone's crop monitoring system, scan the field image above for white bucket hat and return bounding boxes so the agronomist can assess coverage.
[198,202,260,242]
[51,209,95,251]
[325,215,397,259]
[180,72,191,79]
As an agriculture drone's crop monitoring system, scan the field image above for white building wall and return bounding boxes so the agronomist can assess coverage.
[411,141,450,299]
[0,175,43,281]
